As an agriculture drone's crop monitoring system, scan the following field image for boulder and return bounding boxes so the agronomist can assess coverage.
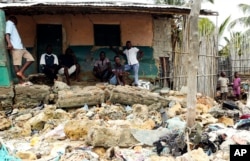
[167,103,183,118]
[0,117,11,131]
[64,119,100,140]
[27,105,56,131]
[16,151,37,160]
[86,127,139,147]
[97,104,126,120]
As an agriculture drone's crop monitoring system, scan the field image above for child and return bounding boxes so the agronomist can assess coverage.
[218,71,229,101]
[233,72,241,100]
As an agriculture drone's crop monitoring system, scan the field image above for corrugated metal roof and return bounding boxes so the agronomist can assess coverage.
[0,1,218,16]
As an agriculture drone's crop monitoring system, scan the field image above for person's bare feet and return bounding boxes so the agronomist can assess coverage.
[16,72,26,80]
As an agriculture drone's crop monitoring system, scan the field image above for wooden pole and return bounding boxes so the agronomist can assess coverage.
[186,0,201,128]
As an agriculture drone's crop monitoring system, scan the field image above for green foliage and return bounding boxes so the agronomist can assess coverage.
[198,17,215,37]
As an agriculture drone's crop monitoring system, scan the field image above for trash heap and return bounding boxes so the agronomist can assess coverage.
[0,81,250,161]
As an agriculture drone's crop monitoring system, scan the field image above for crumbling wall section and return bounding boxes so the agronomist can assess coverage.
[152,17,172,60]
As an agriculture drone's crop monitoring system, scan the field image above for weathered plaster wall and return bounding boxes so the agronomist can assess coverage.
[15,14,153,48]
[7,14,173,81]
[152,17,173,82]
[152,17,172,59]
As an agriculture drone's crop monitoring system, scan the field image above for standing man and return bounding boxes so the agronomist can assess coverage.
[122,41,143,86]
[40,45,59,84]
[5,16,34,83]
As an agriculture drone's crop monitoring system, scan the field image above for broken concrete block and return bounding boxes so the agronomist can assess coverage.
[109,85,170,106]
[56,86,105,108]
[0,86,14,110]
[14,84,50,108]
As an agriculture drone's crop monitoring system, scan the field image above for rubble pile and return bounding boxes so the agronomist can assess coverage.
[0,82,250,161]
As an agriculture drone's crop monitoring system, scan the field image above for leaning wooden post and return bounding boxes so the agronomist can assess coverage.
[186,0,201,128]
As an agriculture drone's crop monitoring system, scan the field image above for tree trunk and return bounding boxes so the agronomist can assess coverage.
[186,0,201,128]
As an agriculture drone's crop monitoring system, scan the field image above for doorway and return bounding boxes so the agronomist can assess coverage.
[36,24,62,72]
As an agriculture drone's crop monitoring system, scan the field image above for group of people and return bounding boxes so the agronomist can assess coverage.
[218,71,241,101]
[93,41,143,86]
[5,16,144,86]
[40,45,80,85]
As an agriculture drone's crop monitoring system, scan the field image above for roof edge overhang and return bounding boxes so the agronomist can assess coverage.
[0,2,218,16]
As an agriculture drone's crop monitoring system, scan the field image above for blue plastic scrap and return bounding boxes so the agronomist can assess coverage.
[0,143,21,161]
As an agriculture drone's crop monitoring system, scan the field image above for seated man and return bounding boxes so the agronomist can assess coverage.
[93,51,112,82]
[58,47,80,85]
[109,56,125,86]
[39,45,59,84]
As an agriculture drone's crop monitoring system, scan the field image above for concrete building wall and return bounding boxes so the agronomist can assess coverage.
[7,14,173,81]
[15,14,153,49]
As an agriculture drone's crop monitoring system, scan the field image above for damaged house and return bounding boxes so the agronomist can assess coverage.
[0,0,218,96]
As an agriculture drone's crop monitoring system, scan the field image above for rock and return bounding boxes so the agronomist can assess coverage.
[167,103,183,118]
[56,86,105,108]
[133,104,149,120]
[52,80,70,92]
[64,119,99,140]
[166,117,186,132]
[218,116,234,126]
[0,86,14,110]
[16,151,37,160]
[14,84,50,108]
[130,127,170,146]
[159,87,170,95]
[196,113,218,126]
[176,148,209,161]
[167,95,187,108]
[196,103,209,114]
[92,147,106,158]
[209,106,240,119]
[197,96,217,109]
[98,104,126,120]
[0,118,11,131]
[15,113,33,121]
[27,105,56,131]
[86,127,139,147]
[53,109,70,120]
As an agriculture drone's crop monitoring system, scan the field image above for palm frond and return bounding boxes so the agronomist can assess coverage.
[218,15,231,38]
[238,3,250,14]
[229,16,250,28]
